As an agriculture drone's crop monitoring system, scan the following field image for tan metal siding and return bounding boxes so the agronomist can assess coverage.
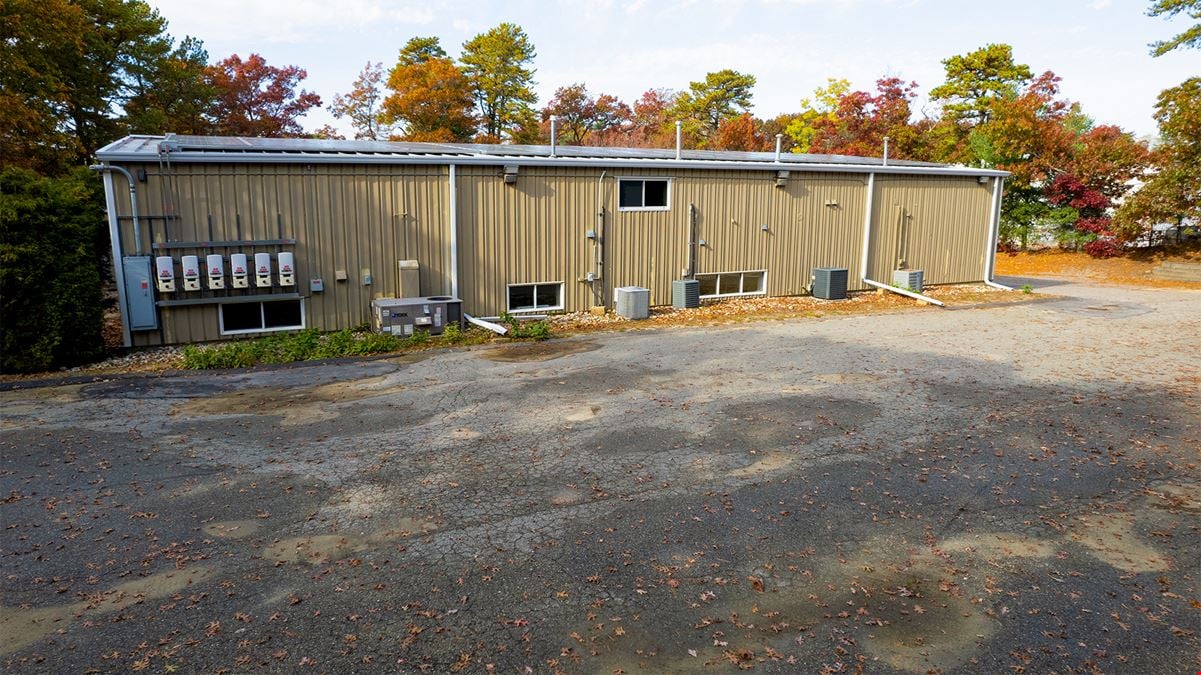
[868,176,992,284]
[456,166,596,316]
[111,160,997,344]
[114,162,450,345]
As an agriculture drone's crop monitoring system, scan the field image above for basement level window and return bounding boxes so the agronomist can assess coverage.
[220,299,305,335]
[507,282,563,313]
[696,271,766,298]
[618,178,670,210]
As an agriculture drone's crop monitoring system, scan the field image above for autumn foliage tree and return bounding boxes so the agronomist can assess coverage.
[381,37,476,142]
[808,78,930,159]
[206,53,321,137]
[711,113,771,151]
[330,62,389,140]
[541,84,630,145]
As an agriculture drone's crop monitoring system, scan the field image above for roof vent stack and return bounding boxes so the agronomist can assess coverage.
[775,134,783,162]
[882,136,890,167]
[549,115,558,157]
[675,121,682,160]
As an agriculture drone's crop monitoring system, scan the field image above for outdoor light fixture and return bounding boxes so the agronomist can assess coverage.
[503,164,519,184]
[775,170,790,188]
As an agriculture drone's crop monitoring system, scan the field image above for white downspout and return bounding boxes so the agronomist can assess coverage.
[984,176,1012,290]
[860,172,875,284]
[449,164,459,298]
[100,170,133,347]
[860,170,946,307]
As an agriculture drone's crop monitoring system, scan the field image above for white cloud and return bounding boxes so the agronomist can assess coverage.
[153,0,436,44]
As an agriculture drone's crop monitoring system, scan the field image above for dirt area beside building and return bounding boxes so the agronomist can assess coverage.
[996,245,1201,289]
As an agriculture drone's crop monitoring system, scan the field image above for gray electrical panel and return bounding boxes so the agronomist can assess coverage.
[892,269,924,292]
[811,267,848,300]
[371,296,462,336]
[122,256,158,331]
[672,279,700,309]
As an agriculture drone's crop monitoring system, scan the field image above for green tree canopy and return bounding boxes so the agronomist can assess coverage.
[1148,0,1201,55]
[0,0,191,170]
[399,36,448,66]
[460,23,538,142]
[670,69,756,144]
[930,44,1033,126]
[0,167,106,372]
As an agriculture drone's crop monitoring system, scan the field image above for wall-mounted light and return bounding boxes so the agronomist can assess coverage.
[978,175,990,184]
[775,170,790,188]
[760,223,769,232]
[136,168,148,182]
[503,164,519,184]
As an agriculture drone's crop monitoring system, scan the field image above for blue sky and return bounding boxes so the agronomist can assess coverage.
[151,0,1196,139]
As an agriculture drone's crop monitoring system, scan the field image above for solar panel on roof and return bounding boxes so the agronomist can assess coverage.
[102,134,949,169]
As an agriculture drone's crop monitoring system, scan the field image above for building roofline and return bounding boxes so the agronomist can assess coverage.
[94,135,1011,178]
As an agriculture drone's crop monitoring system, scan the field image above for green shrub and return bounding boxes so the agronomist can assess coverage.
[502,313,551,340]
[441,322,463,343]
[1021,284,1034,294]
[0,167,106,372]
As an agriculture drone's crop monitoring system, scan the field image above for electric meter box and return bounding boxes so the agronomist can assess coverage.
[254,252,272,288]
[371,296,462,336]
[180,255,201,291]
[278,251,295,287]
[229,253,249,288]
[123,256,158,331]
[206,254,225,289]
[154,256,175,293]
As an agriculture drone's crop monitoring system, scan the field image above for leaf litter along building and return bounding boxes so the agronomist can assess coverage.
[94,134,1009,346]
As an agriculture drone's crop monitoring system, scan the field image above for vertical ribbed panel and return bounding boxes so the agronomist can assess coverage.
[114,161,996,345]
[118,162,449,345]
[869,176,992,285]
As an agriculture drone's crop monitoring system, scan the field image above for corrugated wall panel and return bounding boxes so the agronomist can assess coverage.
[114,162,449,345]
[112,161,995,344]
[868,176,992,284]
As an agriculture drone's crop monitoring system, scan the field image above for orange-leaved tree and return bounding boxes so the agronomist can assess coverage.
[206,53,321,137]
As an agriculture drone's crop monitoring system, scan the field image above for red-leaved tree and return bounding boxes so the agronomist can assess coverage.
[207,54,322,137]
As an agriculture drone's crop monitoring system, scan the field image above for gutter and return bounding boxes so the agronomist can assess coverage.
[858,171,946,307]
[94,150,1010,179]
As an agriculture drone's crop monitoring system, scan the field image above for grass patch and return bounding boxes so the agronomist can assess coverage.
[181,324,497,370]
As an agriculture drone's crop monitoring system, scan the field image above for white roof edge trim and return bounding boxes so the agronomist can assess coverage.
[93,150,1010,177]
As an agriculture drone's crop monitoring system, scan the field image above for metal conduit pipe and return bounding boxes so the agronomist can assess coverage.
[859,170,946,307]
[89,164,142,256]
[594,171,607,305]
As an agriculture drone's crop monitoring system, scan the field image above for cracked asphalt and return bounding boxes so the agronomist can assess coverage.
[2,277,1200,673]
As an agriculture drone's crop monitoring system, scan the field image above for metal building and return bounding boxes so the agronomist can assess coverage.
[94,135,1008,346]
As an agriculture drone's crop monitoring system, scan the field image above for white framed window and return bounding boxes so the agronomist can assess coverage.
[617,178,671,211]
[219,299,306,335]
[507,282,563,313]
[696,270,767,299]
